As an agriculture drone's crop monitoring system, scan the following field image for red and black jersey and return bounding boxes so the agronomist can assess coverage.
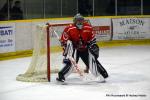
[60,22,96,51]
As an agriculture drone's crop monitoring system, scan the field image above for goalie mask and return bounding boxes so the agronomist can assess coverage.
[73,13,84,29]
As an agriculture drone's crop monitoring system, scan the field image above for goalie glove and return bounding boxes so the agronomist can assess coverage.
[63,58,71,65]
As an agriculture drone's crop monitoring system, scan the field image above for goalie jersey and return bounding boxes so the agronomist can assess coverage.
[60,22,95,52]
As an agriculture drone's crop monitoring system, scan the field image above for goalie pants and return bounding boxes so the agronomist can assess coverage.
[76,49,89,69]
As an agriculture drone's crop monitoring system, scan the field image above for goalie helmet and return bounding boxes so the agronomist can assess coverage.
[73,13,84,29]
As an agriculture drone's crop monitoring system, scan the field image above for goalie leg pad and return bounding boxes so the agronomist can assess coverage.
[57,40,74,81]
[96,60,108,78]
[57,63,74,82]
[89,51,108,78]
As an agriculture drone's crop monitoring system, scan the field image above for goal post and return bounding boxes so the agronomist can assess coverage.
[46,24,50,82]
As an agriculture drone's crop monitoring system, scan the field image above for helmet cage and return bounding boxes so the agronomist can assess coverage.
[73,14,84,29]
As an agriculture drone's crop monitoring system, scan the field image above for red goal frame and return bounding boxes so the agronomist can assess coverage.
[46,23,71,82]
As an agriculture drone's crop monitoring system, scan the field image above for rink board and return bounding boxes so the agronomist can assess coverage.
[0,16,150,60]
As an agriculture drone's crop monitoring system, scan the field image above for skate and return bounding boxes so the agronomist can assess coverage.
[96,74,105,83]
[56,77,65,82]
[56,77,68,85]
[56,73,67,85]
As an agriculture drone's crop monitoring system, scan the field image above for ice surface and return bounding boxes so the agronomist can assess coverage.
[0,45,150,100]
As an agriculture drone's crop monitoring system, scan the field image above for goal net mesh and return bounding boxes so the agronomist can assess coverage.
[16,23,69,82]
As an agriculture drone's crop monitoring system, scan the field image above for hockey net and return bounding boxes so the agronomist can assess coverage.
[16,23,71,82]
